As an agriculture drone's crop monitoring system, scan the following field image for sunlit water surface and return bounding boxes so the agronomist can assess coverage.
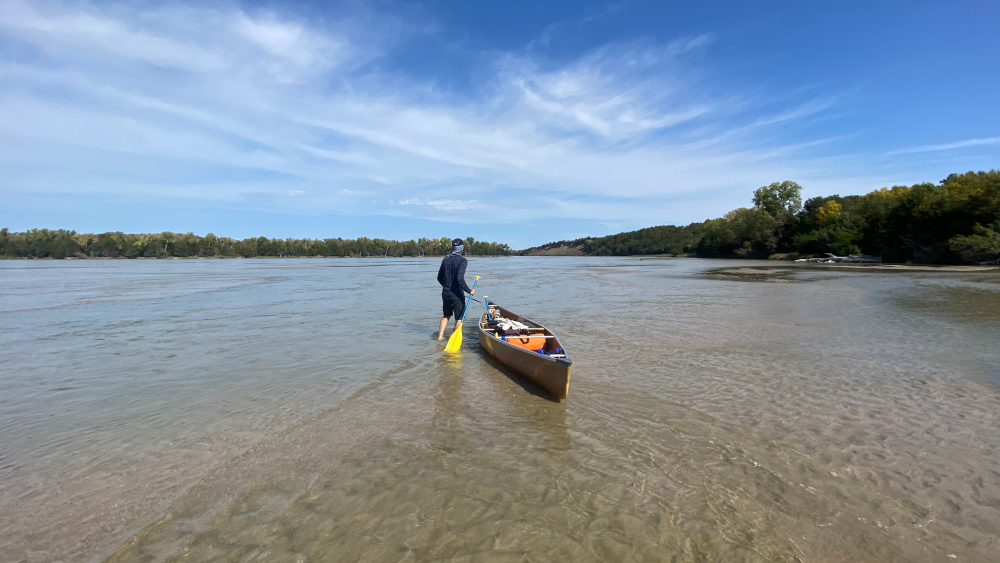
[1,258,998,562]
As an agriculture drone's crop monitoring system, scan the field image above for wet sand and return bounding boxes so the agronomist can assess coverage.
[1,258,999,562]
[811,264,1000,272]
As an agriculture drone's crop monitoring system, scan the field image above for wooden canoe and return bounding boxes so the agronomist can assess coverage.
[477,304,571,400]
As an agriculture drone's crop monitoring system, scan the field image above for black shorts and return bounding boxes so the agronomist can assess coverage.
[442,292,466,320]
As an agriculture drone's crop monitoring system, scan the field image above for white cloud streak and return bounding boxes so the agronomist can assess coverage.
[886,137,1000,155]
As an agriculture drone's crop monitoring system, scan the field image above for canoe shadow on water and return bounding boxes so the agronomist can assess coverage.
[474,345,561,403]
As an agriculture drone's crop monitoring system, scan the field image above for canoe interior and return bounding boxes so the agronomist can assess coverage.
[477,304,571,400]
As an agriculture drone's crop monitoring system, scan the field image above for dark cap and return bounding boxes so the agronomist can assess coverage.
[452,238,464,246]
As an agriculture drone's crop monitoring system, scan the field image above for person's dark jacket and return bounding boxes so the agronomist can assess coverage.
[438,254,471,297]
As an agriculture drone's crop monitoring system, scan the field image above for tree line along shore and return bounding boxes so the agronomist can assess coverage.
[3,170,998,265]
[521,170,1000,265]
[0,232,512,259]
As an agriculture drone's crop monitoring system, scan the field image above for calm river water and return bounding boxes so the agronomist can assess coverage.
[1,257,999,562]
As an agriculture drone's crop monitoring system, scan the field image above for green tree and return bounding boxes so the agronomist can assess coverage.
[753,181,803,218]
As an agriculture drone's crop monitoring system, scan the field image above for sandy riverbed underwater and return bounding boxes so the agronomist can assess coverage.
[1,257,998,562]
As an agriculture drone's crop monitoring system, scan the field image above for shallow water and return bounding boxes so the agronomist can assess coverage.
[1,258,999,562]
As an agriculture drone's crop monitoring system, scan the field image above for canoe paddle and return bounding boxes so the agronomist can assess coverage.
[444,276,479,353]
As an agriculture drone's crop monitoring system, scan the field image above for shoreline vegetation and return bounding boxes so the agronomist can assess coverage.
[521,170,1000,265]
[4,170,998,265]
[0,232,512,259]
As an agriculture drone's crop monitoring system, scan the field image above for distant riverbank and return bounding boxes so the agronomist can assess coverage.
[0,228,512,259]
[1,254,503,260]
[520,170,1000,266]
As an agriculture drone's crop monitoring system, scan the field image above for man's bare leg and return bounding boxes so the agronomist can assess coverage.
[438,317,449,340]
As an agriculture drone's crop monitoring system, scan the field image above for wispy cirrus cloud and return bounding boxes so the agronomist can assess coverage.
[2,0,974,241]
[887,137,1000,155]
[501,36,716,139]
[397,198,482,212]
[533,3,622,48]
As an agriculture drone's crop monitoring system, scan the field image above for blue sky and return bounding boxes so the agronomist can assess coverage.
[0,0,997,248]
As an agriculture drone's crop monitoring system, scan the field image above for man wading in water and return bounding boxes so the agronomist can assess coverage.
[437,238,475,340]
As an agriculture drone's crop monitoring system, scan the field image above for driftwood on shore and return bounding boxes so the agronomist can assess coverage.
[795,253,882,264]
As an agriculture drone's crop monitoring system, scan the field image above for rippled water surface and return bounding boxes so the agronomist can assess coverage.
[2,258,999,562]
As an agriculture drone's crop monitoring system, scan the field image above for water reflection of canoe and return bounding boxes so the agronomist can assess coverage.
[477,304,571,400]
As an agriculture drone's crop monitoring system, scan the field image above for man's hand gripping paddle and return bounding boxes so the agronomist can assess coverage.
[444,276,479,353]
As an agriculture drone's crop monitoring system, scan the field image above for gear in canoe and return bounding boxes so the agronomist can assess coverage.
[478,302,571,400]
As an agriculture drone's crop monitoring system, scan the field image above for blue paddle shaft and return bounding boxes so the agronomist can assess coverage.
[459,278,479,323]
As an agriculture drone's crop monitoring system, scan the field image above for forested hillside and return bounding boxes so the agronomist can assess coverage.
[520,224,705,256]
[521,170,1000,265]
[0,231,511,259]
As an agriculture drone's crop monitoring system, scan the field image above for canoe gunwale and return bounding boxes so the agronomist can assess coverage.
[477,307,570,365]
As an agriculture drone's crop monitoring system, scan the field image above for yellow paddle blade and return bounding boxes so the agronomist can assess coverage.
[443,327,463,352]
